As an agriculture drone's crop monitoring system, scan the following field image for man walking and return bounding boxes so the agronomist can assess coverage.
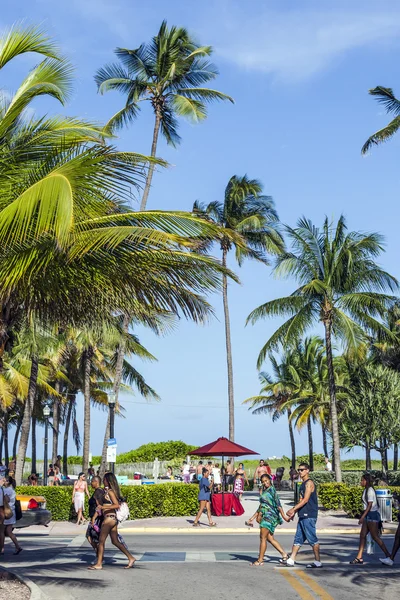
[285,462,322,568]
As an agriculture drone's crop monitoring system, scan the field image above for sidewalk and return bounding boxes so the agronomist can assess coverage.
[20,491,399,536]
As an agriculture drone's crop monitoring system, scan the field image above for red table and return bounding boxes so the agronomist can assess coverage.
[211,493,245,516]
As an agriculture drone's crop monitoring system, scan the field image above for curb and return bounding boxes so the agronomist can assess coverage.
[0,566,48,600]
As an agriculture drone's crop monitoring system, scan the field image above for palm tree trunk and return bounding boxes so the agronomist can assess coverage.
[63,395,74,477]
[12,416,22,461]
[52,383,60,464]
[322,425,328,457]
[15,355,39,485]
[307,416,314,471]
[0,427,3,462]
[140,110,162,210]
[222,250,235,441]
[394,444,398,471]
[82,348,93,475]
[3,412,9,467]
[365,445,371,470]
[383,438,389,471]
[323,320,342,482]
[100,315,128,478]
[31,416,37,474]
[287,408,296,467]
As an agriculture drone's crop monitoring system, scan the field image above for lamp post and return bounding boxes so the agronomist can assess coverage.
[108,393,116,474]
[43,405,51,486]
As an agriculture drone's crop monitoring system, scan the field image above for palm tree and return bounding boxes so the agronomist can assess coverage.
[194,176,284,440]
[243,353,300,468]
[95,20,233,209]
[362,87,400,154]
[247,216,398,481]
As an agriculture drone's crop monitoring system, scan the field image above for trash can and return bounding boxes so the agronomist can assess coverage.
[376,489,393,522]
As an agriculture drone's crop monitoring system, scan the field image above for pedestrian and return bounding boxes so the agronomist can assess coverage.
[54,464,61,486]
[73,472,90,525]
[87,464,95,483]
[88,471,136,570]
[212,463,221,492]
[246,474,290,566]
[289,466,298,490]
[265,462,272,475]
[380,494,400,566]
[233,463,248,500]
[8,457,16,473]
[28,473,38,486]
[207,460,214,475]
[86,476,105,553]
[196,461,203,482]
[0,462,6,479]
[285,462,322,568]
[0,478,5,555]
[324,457,332,472]
[166,466,173,479]
[181,461,191,484]
[253,459,268,493]
[225,459,234,492]
[55,455,62,472]
[48,464,55,486]
[350,473,392,565]
[192,467,217,527]
[2,476,22,555]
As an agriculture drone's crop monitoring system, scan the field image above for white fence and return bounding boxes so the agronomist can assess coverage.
[24,461,169,478]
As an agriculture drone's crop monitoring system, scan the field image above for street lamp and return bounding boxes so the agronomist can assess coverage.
[108,393,116,474]
[43,405,51,486]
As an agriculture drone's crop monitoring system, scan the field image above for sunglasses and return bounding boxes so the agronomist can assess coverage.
[298,468,307,472]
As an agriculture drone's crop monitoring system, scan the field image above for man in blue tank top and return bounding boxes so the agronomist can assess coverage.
[285,462,322,568]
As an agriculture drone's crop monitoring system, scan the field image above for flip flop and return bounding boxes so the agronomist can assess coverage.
[251,560,264,567]
[13,548,23,555]
[306,563,322,568]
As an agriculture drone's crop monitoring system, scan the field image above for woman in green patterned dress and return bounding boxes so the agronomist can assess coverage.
[248,474,290,566]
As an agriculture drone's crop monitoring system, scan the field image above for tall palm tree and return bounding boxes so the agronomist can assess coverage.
[247,216,398,481]
[194,176,284,440]
[243,353,300,468]
[362,87,400,154]
[95,20,233,209]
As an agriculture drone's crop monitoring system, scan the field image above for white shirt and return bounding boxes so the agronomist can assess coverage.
[325,461,332,472]
[212,468,221,485]
[182,464,190,475]
[363,487,379,512]
[4,487,16,525]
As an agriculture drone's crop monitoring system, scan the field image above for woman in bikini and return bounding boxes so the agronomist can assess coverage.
[73,473,90,525]
[88,472,135,570]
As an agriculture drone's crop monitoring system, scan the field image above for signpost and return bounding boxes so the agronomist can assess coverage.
[107,438,117,468]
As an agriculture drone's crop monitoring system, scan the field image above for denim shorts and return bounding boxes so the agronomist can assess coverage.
[294,518,318,546]
[366,510,381,523]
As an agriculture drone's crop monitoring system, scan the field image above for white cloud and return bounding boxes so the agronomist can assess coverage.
[214,7,400,81]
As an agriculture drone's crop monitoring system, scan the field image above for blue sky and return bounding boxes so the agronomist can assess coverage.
[4,0,400,461]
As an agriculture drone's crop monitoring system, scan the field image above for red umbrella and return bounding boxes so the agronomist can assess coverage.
[190,437,259,458]
[190,437,259,517]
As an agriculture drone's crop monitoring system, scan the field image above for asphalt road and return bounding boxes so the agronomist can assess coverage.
[2,532,399,600]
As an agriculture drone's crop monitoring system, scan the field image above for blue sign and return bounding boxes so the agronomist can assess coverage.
[108,438,117,446]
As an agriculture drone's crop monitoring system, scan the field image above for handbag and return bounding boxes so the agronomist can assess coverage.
[2,488,13,520]
[116,500,130,524]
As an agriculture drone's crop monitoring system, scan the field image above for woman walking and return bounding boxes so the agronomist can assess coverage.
[86,476,105,553]
[2,476,22,555]
[246,474,289,566]
[193,467,216,527]
[88,472,135,570]
[73,473,90,525]
[350,473,392,565]
[233,463,249,500]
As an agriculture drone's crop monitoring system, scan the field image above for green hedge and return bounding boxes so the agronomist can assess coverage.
[16,483,199,521]
[319,483,400,520]
[310,471,400,487]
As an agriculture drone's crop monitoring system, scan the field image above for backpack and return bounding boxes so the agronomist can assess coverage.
[116,500,130,524]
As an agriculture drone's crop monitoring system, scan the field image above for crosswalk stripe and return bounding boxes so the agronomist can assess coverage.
[185,552,217,562]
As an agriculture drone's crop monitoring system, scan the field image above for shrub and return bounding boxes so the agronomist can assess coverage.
[16,483,199,521]
[319,483,348,511]
[318,483,400,521]
[309,471,335,485]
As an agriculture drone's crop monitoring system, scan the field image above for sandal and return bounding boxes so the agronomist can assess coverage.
[208,522,217,527]
[349,558,364,565]
[192,522,200,527]
[251,560,264,567]
[279,555,289,564]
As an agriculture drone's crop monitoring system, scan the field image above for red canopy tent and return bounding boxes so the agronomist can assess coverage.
[190,437,259,516]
